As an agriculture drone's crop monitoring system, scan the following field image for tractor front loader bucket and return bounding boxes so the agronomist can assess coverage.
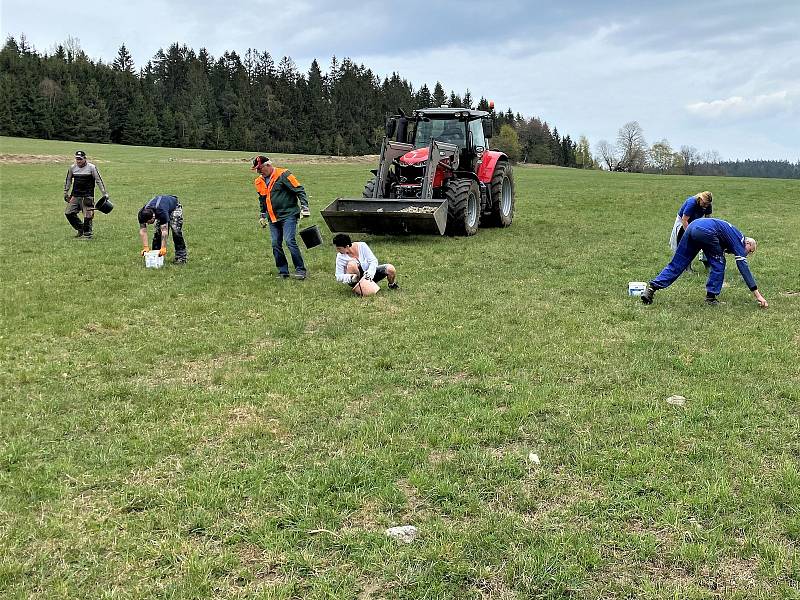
[321,138,459,236]
[321,198,448,235]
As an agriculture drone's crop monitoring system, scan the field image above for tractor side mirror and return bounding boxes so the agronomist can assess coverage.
[482,118,494,139]
[385,117,397,139]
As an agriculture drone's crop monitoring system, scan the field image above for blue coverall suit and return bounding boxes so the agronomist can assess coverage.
[651,218,758,296]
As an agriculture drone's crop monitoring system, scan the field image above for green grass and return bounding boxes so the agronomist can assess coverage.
[1,136,799,599]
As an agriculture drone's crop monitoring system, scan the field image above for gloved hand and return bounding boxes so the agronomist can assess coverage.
[141,246,150,256]
[100,194,109,201]
[64,193,70,202]
[300,207,311,218]
[158,247,167,257]
[259,216,268,228]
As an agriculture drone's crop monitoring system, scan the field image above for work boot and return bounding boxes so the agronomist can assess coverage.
[74,229,84,238]
[640,283,656,305]
[292,272,307,280]
[82,219,93,239]
[173,257,187,265]
[705,293,719,306]
[277,273,290,279]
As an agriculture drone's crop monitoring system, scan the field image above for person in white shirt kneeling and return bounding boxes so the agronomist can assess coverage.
[333,233,399,297]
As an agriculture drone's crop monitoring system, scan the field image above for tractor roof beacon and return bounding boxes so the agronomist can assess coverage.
[321,107,516,236]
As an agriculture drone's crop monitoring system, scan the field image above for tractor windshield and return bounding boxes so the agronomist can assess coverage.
[413,118,466,149]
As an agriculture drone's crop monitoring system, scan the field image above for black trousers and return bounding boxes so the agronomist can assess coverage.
[151,205,187,259]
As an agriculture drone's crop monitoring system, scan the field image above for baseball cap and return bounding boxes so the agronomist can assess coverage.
[75,150,87,159]
[251,155,271,170]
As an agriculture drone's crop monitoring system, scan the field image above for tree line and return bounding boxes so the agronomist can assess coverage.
[595,120,799,179]
[0,35,582,167]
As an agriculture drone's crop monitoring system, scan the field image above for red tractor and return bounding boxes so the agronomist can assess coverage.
[322,107,515,236]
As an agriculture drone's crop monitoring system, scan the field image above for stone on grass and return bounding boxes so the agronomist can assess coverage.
[666,395,687,406]
[528,452,541,465]
[385,525,418,544]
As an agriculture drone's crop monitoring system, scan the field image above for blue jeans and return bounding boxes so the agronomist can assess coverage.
[651,227,726,295]
[268,215,305,275]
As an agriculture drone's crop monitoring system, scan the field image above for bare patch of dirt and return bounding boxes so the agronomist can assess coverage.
[1,153,71,164]
[711,556,761,593]
[235,544,287,584]
[474,574,520,599]
[127,455,184,487]
[181,354,240,386]
[219,403,288,439]
[133,350,261,390]
[425,367,469,387]
[81,321,129,336]
[514,468,605,525]
[342,497,384,531]
[624,518,675,546]
[429,449,456,465]
[396,478,426,516]
[227,405,261,426]
[357,580,387,600]
[303,315,330,335]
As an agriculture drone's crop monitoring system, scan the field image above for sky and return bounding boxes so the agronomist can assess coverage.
[2,0,799,161]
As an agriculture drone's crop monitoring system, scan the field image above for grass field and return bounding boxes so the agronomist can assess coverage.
[1,135,799,599]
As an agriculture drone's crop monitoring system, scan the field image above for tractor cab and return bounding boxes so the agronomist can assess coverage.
[405,108,492,172]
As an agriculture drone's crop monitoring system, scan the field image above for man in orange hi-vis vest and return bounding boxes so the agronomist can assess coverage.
[252,155,311,279]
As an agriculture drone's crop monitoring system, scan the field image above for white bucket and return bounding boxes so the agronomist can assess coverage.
[628,281,647,296]
[144,250,164,269]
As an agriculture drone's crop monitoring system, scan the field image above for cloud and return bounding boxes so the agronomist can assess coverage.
[685,90,797,120]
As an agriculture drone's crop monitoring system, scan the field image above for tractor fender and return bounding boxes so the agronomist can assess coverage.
[477,150,508,184]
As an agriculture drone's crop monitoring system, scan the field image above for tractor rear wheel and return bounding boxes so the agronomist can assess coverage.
[445,178,481,236]
[486,162,515,227]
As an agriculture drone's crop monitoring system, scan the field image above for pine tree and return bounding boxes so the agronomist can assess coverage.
[415,84,432,108]
[432,82,446,107]
[112,44,135,73]
[77,80,110,142]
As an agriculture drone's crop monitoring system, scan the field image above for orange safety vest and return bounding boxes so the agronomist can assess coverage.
[254,167,288,223]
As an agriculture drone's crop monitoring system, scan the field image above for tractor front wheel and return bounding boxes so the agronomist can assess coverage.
[487,162,514,227]
[445,178,481,236]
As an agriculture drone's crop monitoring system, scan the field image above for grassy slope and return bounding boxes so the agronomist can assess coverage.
[1,136,799,599]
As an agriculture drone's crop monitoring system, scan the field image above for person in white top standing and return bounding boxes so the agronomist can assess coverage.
[333,233,399,296]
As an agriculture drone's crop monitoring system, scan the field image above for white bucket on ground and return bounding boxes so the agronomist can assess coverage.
[144,250,164,269]
[628,281,647,296]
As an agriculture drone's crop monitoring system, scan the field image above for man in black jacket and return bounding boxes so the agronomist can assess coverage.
[64,150,109,239]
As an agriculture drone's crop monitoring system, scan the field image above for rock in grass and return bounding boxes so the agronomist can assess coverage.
[666,395,687,406]
[385,525,418,544]
[528,452,541,465]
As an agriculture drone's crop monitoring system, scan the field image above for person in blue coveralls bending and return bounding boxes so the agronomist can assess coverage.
[642,218,768,308]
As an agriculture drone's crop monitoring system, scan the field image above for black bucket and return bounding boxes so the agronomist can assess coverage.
[95,196,114,214]
[299,225,323,249]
